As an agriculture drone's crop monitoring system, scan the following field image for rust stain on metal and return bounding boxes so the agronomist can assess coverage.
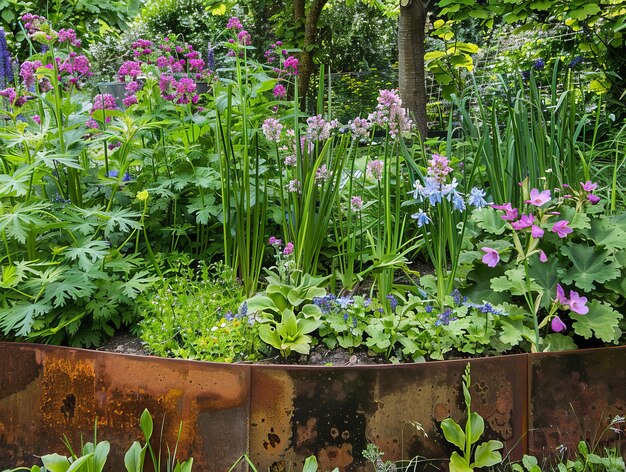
[0,343,251,471]
[4,343,624,471]
[529,346,626,462]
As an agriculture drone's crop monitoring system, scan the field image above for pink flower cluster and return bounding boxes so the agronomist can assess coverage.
[58,29,81,48]
[550,283,589,333]
[56,52,92,87]
[348,117,371,141]
[268,236,294,256]
[306,115,333,142]
[262,117,283,142]
[368,89,413,138]
[88,93,117,127]
[427,153,453,183]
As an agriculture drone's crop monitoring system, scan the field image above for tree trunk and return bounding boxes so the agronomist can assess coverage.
[296,0,327,111]
[398,0,429,139]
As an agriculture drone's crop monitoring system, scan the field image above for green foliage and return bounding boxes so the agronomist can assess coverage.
[139,0,231,53]
[2,409,192,472]
[441,364,503,472]
[138,262,260,362]
[247,270,326,357]
[0,0,140,57]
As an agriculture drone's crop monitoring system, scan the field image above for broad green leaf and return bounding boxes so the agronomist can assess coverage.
[93,440,110,472]
[571,301,622,343]
[122,271,157,299]
[179,458,193,472]
[63,238,111,271]
[41,454,71,472]
[581,217,626,251]
[103,207,142,237]
[491,267,540,296]
[473,207,507,235]
[522,454,541,472]
[288,334,312,354]
[472,440,503,468]
[449,451,473,472]
[441,418,466,450]
[259,325,282,350]
[124,442,146,472]
[67,454,94,472]
[302,456,318,472]
[560,244,620,291]
[528,256,565,309]
[542,334,577,352]
[468,412,484,444]
[299,317,322,335]
[140,409,153,441]
[0,202,50,244]
[0,300,52,336]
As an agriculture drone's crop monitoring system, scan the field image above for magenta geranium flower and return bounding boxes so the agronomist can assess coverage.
[551,316,567,333]
[526,188,551,206]
[568,290,589,315]
[481,247,500,267]
[539,250,548,263]
[531,225,545,238]
[556,283,569,305]
[492,203,519,222]
[581,180,598,192]
[551,220,573,238]
[511,213,534,230]
[587,194,600,205]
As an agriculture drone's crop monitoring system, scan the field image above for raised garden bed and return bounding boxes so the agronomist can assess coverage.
[0,343,624,471]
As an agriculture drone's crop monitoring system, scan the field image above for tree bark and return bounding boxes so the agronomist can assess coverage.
[296,0,327,111]
[398,0,429,139]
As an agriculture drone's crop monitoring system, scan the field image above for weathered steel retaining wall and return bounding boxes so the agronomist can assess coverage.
[0,343,624,471]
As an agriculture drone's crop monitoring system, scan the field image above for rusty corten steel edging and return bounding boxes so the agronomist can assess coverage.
[249,354,528,472]
[4,342,626,472]
[0,342,251,471]
[528,345,626,462]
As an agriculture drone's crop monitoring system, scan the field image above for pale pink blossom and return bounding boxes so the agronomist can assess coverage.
[481,247,500,267]
[526,188,551,206]
[568,290,589,315]
[551,220,573,238]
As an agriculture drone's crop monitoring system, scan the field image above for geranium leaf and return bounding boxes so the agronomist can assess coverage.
[560,244,620,291]
[581,217,626,251]
[571,300,622,343]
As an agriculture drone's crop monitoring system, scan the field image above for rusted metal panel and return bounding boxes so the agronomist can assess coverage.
[0,343,251,471]
[5,342,624,472]
[528,345,626,462]
[249,355,527,472]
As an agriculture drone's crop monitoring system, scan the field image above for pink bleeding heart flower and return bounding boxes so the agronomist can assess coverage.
[526,188,551,206]
[531,225,545,238]
[539,250,548,263]
[481,247,500,267]
[556,283,569,306]
[568,290,589,315]
[551,315,567,333]
[551,220,573,238]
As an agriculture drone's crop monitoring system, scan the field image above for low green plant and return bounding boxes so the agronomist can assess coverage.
[138,261,260,362]
[3,409,192,472]
[246,267,327,357]
[460,181,625,352]
[362,443,397,472]
[228,454,334,472]
[441,364,503,472]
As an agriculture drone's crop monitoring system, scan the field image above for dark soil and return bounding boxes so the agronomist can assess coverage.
[96,331,389,366]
